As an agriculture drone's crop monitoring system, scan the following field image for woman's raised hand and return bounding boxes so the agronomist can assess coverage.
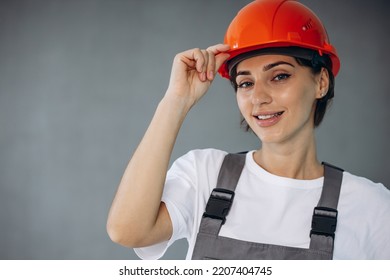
[165,44,230,109]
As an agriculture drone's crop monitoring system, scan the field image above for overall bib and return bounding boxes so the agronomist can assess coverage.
[192,153,343,260]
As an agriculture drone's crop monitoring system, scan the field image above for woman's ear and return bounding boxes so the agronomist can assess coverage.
[317,67,330,99]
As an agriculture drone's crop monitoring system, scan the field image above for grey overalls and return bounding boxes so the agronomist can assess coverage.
[192,153,343,260]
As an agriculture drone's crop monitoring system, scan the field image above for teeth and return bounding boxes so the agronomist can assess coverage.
[257,112,282,120]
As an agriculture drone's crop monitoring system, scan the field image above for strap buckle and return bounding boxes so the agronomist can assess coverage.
[310,207,338,238]
[203,188,235,224]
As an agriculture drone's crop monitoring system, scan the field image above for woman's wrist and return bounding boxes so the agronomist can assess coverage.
[160,91,194,118]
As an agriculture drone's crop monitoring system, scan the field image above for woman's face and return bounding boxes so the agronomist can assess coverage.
[235,54,327,145]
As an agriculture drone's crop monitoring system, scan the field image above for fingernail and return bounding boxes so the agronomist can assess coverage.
[209,70,214,80]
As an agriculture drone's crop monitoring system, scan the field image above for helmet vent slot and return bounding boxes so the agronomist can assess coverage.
[302,19,314,31]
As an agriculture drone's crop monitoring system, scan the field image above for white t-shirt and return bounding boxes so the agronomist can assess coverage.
[135,149,390,260]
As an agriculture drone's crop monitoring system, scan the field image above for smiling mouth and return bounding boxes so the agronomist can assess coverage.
[256,111,284,120]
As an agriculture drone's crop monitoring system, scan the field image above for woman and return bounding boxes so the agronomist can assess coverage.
[107,0,390,259]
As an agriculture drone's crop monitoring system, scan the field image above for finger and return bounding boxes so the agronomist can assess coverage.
[191,49,207,81]
[207,44,230,76]
[200,49,215,81]
[201,49,209,74]
[198,49,210,81]
[206,50,216,80]
[192,48,205,73]
[206,43,230,55]
[215,53,231,72]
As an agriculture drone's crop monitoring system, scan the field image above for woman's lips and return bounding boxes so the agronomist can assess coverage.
[253,111,284,127]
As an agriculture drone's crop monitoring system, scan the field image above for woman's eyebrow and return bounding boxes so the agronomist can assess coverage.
[263,61,294,71]
[236,61,295,77]
[236,70,251,77]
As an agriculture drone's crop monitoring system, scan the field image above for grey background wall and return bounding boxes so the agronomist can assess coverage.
[0,0,389,260]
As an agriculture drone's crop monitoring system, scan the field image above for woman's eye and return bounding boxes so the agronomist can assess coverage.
[237,81,253,89]
[273,73,291,81]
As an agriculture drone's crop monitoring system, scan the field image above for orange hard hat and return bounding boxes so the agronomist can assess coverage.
[218,0,340,79]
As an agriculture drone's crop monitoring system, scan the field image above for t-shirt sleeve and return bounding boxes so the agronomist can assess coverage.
[336,173,390,259]
[362,182,390,259]
[134,151,198,259]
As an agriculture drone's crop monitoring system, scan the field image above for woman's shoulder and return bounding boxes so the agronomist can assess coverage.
[337,170,390,258]
[341,170,390,205]
[342,171,388,191]
[168,148,229,176]
[183,148,229,159]
[173,148,228,166]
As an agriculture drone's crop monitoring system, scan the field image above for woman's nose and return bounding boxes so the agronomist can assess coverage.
[251,84,272,105]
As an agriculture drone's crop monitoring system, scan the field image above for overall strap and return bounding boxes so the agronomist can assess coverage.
[309,162,344,252]
[216,153,246,192]
[198,153,246,235]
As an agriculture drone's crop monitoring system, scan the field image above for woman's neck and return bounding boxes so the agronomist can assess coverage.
[253,135,323,180]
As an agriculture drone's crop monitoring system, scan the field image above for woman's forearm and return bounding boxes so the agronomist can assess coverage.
[107,95,191,247]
